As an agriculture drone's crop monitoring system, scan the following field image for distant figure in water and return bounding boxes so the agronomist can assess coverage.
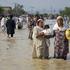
[6,15,16,38]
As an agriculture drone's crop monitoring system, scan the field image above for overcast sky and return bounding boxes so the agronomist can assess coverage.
[0,0,70,13]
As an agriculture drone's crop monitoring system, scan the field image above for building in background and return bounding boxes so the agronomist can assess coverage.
[0,6,12,16]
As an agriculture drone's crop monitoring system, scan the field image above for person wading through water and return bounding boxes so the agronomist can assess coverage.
[6,15,16,38]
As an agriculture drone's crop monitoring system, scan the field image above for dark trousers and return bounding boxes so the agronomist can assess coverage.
[8,34,13,37]
[11,34,13,37]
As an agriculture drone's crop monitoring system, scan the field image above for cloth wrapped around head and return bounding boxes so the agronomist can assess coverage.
[57,16,63,20]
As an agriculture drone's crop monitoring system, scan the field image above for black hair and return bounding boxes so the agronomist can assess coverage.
[44,25,50,29]
[9,15,13,19]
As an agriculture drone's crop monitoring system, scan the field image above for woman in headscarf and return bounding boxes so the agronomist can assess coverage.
[32,19,49,59]
[32,19,44,59]
[53,16,69,60]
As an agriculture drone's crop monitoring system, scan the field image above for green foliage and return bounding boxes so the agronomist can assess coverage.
[43,13,48,17]
[60,7,70,17]
[35,11,40,17]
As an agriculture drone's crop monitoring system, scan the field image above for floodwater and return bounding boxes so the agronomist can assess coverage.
[0,24,70,70]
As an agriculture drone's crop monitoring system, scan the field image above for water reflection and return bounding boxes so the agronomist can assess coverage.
[7,38,16,50]
[0,24,70,70]
[32,59,48,70]
[32,59,70,70]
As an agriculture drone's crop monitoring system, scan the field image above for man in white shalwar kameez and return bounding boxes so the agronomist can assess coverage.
[1,16,6,31]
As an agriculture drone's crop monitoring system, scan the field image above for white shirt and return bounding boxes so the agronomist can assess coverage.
[1,17,5,27]
[42,29,52,35]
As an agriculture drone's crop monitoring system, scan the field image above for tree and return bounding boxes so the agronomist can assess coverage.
[12,3,26,16]
[60,7,70,17]
[43,13,48,17]
[35,11,40,16]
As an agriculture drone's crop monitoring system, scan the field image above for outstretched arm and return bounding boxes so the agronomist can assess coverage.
[44,30,55,39]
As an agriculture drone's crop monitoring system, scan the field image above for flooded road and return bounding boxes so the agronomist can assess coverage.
[0,24,70,70]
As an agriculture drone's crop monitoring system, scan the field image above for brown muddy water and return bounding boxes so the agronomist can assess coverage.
[0,25,70,70]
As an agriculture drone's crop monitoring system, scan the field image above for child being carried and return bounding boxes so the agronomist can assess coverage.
[42,25,52,35]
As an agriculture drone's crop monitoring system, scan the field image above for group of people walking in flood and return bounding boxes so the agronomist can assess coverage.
[0,14,70,60]
[0,15,16,38]
[32,16,69,60]
[0,15,26,38]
